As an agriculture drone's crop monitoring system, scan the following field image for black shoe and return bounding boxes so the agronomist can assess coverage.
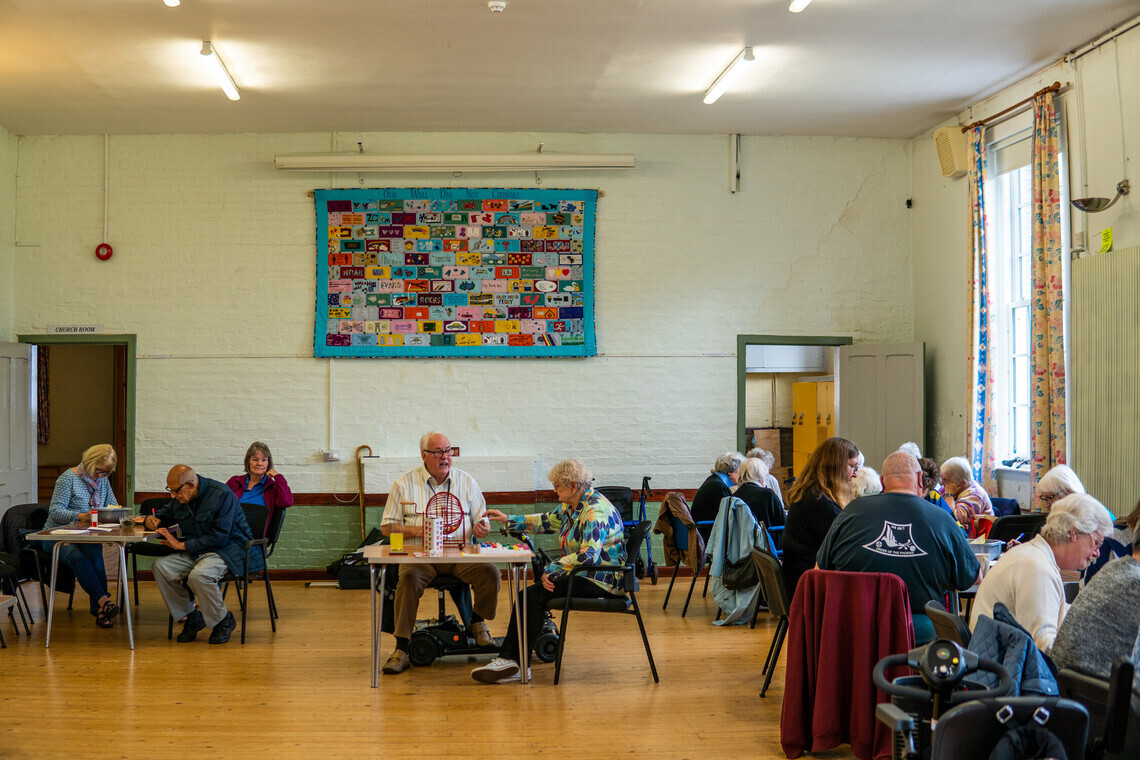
[208,611,236,644]
[176,610,205,643]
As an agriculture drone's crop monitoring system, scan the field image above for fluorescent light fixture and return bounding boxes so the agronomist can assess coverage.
[200,41,240,101]
[789,0,813,11]
[703,47,755,105]
[273,153,637,172]
[164,0,180,7]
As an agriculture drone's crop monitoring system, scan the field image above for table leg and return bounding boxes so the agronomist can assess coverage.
[45,541,62,649]
[514,562,528,685]
[119,546,133,650]
[372,565,387,688]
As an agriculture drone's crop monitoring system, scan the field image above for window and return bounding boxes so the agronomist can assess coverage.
[986,157,1032,460]
[984,116,1068,464]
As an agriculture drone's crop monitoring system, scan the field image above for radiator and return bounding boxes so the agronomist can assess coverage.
[1071,244,1140,519]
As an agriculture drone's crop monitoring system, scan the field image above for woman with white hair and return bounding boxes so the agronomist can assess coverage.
[940,456,994,537]
[1035,463,1085,513]
[690,451,745,540]
[745,447,785,509]
[734,457,784,530]
[850,466,883,499]
[969,493,1115,652]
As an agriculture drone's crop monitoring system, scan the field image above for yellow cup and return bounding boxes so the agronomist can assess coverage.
[390,531,404,552]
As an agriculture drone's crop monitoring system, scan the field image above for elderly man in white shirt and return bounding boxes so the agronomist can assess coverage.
[969,493,1114,653]
[379,431,498,674]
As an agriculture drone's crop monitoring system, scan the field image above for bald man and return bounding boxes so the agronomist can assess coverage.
[144,464,263,645]
[815,451,980,643]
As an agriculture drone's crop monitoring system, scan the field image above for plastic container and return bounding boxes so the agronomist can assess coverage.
[90,509,99,527]
[970,539,1003,561]
[97,506,130,524]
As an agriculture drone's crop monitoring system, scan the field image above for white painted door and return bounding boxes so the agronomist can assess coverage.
[0,342,37,518]
[837,342,925,473]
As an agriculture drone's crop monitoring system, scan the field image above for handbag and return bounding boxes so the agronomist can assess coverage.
[719,500,758,591]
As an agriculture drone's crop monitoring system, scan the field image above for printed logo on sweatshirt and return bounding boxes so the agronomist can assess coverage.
[863,521,928,558]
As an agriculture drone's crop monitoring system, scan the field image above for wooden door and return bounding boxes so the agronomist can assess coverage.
[0,342,37,517]
[817,381,835,442]
[837,343,925,473]
[792,382,818,476]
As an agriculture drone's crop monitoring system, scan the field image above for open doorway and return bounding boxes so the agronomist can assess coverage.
[18,334,135,507]
[735,334,853,494]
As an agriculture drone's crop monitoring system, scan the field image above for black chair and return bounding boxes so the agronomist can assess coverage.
[924,599,971,647]
[987,513,1046,546]
[928,697,1089,759]
[661,512,712,617]
[223,503,284,643]
[127,497,177,606]
[19,506,75,616]
[0,594,16,647]
[0,553,31,636]
[750,546,791,698]
[544,520,658,685]
[1058,658,1138,760]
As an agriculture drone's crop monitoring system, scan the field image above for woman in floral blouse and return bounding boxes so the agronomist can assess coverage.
[471,458,625,684]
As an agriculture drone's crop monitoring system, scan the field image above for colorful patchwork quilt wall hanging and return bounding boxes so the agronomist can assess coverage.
[314,188,598,358]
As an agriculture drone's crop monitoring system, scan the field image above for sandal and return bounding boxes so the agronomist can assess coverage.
[95,600,120,629]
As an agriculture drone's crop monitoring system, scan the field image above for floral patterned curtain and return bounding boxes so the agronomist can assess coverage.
[37,345,50,444]
[1030,92,1066,501]
[966,126,997,492]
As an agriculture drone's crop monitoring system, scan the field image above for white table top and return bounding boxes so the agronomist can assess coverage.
[26,523,162,545]
[363,544,534,564]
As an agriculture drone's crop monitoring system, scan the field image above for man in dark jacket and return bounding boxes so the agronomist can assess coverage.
[144,464,262,644]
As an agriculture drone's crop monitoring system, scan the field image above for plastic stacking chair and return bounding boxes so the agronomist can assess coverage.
[1059,657,1138,760]
[222,503,283,643]
[751,547,791,698]
[923,600,972,647]
[545,520,659,685]
[987,513,1046,546]
[662,512,712,617]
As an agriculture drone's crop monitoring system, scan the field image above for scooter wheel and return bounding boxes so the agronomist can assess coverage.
[649,564,659,584]
[534,632,559,663]
[635,555,646,579]
[408,635,440,667]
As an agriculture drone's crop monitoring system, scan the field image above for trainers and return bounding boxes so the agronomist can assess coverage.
[176,610,206,643]
[491,666,531,684]
[469,620,494,647]
[471,657,520,684]
[382,649,410,674]
[208,611,236,644]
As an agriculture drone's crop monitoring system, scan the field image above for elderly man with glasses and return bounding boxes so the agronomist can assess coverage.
[379,431,498,674]
[144,464,262,645]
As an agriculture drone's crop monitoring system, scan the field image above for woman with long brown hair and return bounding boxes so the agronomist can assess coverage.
[781,436,860,595]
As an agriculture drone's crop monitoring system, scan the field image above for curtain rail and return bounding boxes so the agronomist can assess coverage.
[961,82,1066,132]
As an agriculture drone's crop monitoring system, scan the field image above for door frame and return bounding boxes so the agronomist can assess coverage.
[735,334,853,454]
[17,334,136,506]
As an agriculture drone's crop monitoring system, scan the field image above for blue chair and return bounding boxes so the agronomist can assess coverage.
[662,512,713,617]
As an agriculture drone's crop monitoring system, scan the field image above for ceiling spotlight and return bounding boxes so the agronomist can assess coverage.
[703,47,755,105]
[1071,179,1130,213]
[200,41,240,101]
[163,0,180,6]
[789,0,813,11]
[488,1,507,11]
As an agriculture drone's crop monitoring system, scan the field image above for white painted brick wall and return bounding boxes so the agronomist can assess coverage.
[363,455,537,492]
[9,130,914,498]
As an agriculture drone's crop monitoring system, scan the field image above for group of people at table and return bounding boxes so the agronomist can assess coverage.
[40,441,292,644]
[689,436,1139,691]
[37,432,1140,693]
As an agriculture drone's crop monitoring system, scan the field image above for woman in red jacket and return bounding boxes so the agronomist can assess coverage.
[227,441,294,535]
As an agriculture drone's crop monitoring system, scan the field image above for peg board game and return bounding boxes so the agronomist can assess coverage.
[314,187,598,358]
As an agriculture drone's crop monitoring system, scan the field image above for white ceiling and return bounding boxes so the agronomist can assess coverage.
[0,0,1137,139]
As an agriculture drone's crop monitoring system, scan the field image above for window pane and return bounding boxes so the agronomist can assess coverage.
[1013,406,1029,455]
[1013,306,1029,354]
[1013,356,1029,405]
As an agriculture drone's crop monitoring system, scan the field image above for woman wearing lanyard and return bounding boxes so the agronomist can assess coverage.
[41,444,121,628]
[226,442,294,535]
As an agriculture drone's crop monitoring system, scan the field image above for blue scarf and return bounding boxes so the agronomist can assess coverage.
[76,466,101,509]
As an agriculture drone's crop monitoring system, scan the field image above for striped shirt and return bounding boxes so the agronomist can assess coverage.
[382,465,486,545]
[507,487,626,594]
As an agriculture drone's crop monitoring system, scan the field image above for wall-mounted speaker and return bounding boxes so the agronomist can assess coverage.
[933,127,968,178]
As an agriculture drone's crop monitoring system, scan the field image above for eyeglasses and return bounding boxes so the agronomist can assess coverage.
[93,468,110,478]
[1039,492,1059,504]
[1087,532,1105,550]
[165,482,191,495]
[422,448,453,458]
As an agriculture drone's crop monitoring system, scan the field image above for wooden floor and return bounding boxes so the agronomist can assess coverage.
[0,577,859,760]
